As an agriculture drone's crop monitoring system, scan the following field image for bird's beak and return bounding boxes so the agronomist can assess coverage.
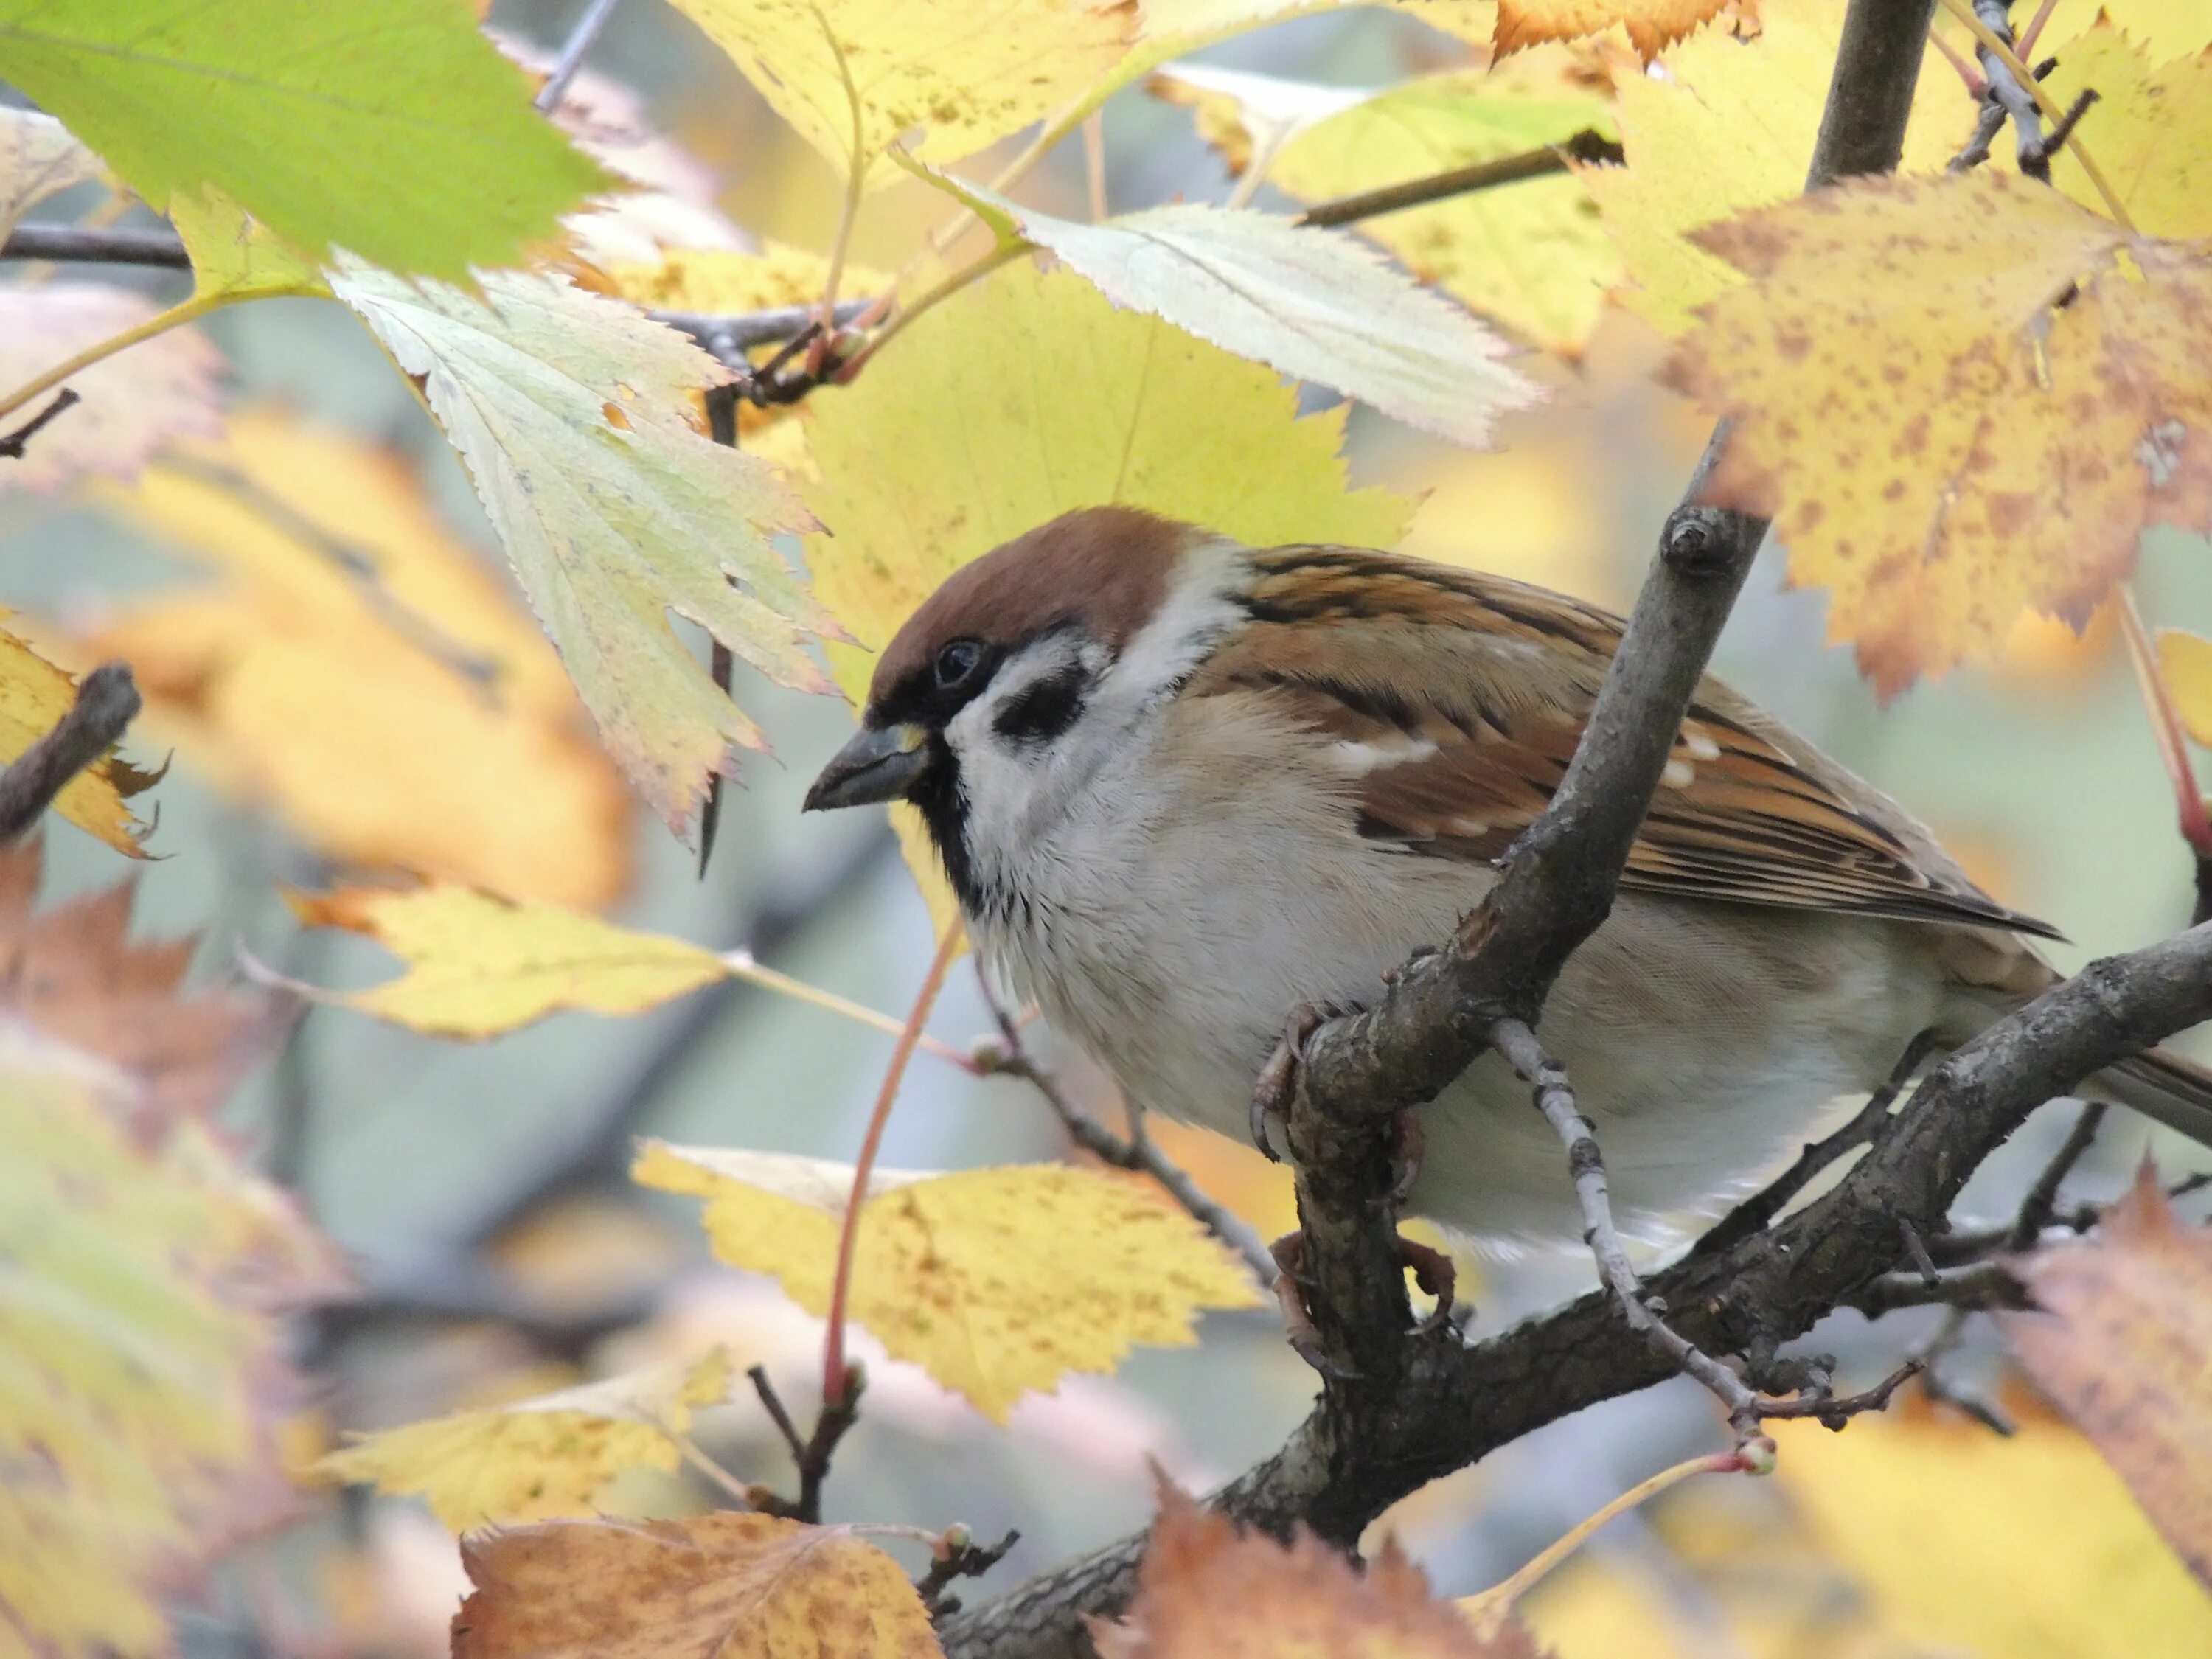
[804,723,931,812]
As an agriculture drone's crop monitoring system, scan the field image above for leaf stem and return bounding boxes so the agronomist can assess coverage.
[821,924,965,1408]
[0,289,232,423]
[832,243,1026,383]
[1935,0,2133,228]
[666,1423,759,1507]
[1460,1448,1760,1633]
[815,1,869,333]
[2113,586,2212,863]
[719,948,978,1068]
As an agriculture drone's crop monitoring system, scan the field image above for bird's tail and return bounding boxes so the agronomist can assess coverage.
[2098,1046,2212,1149]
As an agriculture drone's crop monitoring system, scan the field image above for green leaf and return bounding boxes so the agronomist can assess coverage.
[0,0,607,280]
[329,261,832,838]
[909,164,1537,447]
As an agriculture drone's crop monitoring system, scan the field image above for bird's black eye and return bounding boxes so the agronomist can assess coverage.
[934,639,985,690]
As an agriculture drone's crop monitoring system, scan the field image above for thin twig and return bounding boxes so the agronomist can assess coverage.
[1752,1357,1924,1430]
[974,972,1277,1285]
[2008,1099,2107,1249]
[917,1527,1023,1622]
[1851,1259,2025,1315]
[1696,1030,1937,1255]
[0,387,79,459]
[0,661,139,844]
[748,1363,863,1524]
[0,224,192,267]
[1490,1018,1761,1432]
[533,0,625,114]
[1295,129,1621,229]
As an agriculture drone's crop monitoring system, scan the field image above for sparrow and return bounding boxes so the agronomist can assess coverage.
[804,505,2212,1251]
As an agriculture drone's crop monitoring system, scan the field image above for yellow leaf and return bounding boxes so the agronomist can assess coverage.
[86,410,632,908]
[290,885,728,1037]
[2039,25,2212,240]
[452,1512,944,1659]
[0,283,223,498]
[599,239,889,313]
[169,184,329,301]
[0,622,154,856]
[1668,170,2212,694]
[2017,0,2212,64]
[667,0,1132,183]
[318,1349,731,1530]
[1773,1401,2212,1658]
[330,260,831,839]
[905,164,1536,444]
[1495,0,1729,58]
[634,1144,1263,1422]
[803,261,1410,911]
[0,985,334,1659]
[1271,55,1621,356]
[2161,630,2212,749]
[2001,1166,2212,1586]
[1579,0,1964,335]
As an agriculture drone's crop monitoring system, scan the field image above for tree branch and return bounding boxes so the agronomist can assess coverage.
[1293,130,1621,230]
[942,919,2212,1658]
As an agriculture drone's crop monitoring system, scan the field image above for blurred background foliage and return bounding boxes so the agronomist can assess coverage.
[3,1,2208,1654]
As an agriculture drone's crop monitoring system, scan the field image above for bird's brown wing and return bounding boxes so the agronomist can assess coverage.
[1186,545,2059,939]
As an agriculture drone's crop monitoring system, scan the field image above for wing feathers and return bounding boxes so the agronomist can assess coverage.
[1187,546,2059,940]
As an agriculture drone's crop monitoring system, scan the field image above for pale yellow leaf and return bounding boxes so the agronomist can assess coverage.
[1272,55,1620,356]
[667,0,1132,183]
[289,885,728,1037]
[2040,24,2212,240]
[909,167,1537,445]
[0,106,98,242]
[84,410,631,908]
[1145,62,1374,177]
[0,284,223,497]
[634,1143,1263,1421]
[453,1512,944,1659]
[1579,0,1964,335]
[1669,171,2212,693]
[330,260,832,838]
[2160,630,2212,750]
[319,1349,731,1530]
[168,184,328,301]
[0,620,153,856]
[2001,1166,2212,1587]
[1773,1401,2212,1658]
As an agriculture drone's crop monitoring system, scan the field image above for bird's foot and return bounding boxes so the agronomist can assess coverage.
[1388,1107,1425,1206]
[1268,1228,1463,1372]
[1249,1003,1329,1163]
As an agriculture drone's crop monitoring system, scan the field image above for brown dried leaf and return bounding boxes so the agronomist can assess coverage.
[0,285,223,497]
[0,837,284,1136]
[1495,0,1730,58]
[1091,1482,1548,1659]
[1669,171,2212,695]
[2001,1164,2212,1587]
[451,1512,943,1659]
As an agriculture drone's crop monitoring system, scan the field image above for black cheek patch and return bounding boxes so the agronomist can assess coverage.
[993,669,1088,743]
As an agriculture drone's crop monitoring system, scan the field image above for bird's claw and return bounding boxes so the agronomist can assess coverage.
[1249,1004,1329,1163]
[1268,1228,1463,1371]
